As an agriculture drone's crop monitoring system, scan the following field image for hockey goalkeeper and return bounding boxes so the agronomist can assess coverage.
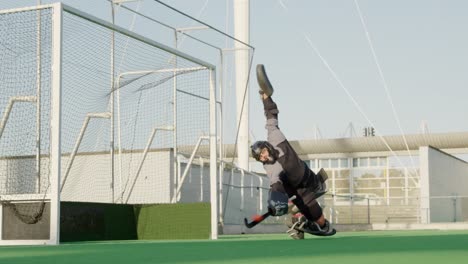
[251,64,336,238]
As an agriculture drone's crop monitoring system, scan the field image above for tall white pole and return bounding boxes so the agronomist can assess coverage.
[209,70,218,239]
[173,31,179,203]
[36,0,42,193]
[50,2,63,245]
[110,1,116,203]
[233,0,250,170]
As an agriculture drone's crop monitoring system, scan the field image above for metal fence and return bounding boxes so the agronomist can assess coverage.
[222,176,468,225]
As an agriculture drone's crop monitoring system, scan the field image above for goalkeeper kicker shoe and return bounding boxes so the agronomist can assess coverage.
[286,213,306,240]
[300,219,336,237]
[256,64,274,97]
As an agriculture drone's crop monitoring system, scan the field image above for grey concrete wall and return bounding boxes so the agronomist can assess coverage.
[420,146,468,223]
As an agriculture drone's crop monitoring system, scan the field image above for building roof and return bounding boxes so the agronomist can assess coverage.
[219,131,468,158]
[289,131,468,155]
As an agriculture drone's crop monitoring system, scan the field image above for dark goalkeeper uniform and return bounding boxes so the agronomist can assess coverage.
[262,96,325,222]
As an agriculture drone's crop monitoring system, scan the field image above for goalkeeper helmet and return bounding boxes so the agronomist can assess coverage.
[251,141,278,164]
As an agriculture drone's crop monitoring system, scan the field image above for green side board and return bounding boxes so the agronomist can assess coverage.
[59,202,210,242]
[135,203,211,240]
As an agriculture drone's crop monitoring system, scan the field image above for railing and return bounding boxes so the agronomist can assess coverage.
[221,177,468,225]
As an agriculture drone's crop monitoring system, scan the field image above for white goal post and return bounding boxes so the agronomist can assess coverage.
[0,3,218,245]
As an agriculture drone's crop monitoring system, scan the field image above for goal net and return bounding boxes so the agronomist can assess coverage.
[0,3,218,245]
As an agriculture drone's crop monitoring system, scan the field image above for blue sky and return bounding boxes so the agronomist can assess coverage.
[4,0,468,142]
[248,0,468,140]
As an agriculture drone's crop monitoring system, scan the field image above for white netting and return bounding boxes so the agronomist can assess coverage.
[0,5,213,216]
[58,10,212,204]
[0,7,53,224]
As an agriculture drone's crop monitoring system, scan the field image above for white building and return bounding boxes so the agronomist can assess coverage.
[229,131,468,225]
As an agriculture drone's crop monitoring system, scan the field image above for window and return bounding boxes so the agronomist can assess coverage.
[360,157,368,167]
[340,158,349,168]
[331,159,339,168]
[353,158,359,167]
[310,159,316,169]
[379,157,387,166]
[319,159,329,168]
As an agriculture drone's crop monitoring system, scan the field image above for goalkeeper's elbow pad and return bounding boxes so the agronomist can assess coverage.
[268,190,288,216]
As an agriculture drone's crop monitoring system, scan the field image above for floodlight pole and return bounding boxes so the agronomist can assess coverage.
[233,0,250,171]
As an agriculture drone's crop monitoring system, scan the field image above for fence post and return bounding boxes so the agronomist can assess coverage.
[367,195,371,224]
[452,193,458,222]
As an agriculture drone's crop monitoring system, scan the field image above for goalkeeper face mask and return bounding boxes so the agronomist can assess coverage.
[251,141,278,164]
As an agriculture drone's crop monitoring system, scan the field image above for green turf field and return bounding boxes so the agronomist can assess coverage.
[1,230,468,264]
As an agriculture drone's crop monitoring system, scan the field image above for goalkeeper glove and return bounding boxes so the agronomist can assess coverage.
[268,188,288,216]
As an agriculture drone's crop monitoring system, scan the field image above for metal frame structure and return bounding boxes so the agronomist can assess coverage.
[0,3,218,245]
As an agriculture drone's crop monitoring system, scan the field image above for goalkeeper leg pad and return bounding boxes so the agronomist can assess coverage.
[256,64,274,96]
[286,213,306,240]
